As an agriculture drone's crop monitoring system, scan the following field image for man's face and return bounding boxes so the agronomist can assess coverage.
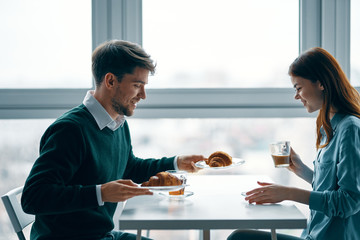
[111,67,149,116]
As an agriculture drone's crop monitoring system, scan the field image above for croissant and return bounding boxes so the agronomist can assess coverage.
[206,151,232,167]
[141,172,182,187]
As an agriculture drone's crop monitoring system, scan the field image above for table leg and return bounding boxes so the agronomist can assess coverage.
[271,229,277,240]
[136,229,142,240]
[201,229,210,240]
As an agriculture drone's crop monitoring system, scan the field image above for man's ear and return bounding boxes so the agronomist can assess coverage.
[104,73,116,89]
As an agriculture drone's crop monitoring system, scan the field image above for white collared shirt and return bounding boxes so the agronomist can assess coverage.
[83,90,125,206]
[82,90,178,206]
[82,90,125,131]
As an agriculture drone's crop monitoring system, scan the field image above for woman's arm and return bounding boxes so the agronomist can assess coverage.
[288,148,313,184]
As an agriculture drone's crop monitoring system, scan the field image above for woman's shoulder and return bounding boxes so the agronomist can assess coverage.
[337,114,360,133]
[342,114,360,124]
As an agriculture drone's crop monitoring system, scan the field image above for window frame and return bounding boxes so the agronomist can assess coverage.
[0,0,355,119]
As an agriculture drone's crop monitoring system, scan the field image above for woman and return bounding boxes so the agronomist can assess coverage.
[228,47,360,240]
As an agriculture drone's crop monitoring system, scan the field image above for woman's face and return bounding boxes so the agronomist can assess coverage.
[291,76,324,113]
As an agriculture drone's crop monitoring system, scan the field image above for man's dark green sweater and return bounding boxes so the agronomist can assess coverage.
[21,104,175,240]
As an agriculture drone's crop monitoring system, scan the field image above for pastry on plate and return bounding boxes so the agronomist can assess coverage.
[205,151,232,167]
[141,171,182,187]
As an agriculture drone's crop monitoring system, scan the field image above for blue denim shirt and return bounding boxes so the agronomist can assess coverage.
[302,113,360,240]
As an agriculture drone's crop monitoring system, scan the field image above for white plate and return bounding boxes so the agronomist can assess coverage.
[195,158,245,170]
[140,184,188,192]
[159,191,194,199]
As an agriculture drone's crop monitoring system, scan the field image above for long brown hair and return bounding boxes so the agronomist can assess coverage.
[289,47,360,149]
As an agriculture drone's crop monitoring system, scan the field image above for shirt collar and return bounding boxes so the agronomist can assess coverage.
[82,90,125,131]
[330,112,346,133]
[320,112,346,136]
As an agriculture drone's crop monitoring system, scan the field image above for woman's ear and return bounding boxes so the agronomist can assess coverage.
[317,80,324,91]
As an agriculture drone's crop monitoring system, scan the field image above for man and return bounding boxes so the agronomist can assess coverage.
[21,40,205,240]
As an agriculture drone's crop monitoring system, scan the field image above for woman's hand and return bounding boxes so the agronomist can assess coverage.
[244,181,311,205]
[288,147,304,174]
[288,148,313,183]
[244,181,290,204]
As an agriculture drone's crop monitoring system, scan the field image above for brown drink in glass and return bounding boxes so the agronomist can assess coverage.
[270,141,290,168]
[166,170,187,195]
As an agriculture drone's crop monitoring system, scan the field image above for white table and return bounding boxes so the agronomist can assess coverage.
[118,175,307,240]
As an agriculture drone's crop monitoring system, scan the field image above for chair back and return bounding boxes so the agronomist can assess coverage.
[1,186,35,240]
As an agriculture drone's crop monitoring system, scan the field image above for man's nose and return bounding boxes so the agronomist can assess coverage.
[139,86,146,99]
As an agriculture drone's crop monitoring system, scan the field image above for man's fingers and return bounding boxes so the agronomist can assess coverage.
[118,185,153,200]
[192,155,206,162]
[189,161,201,172]
[102,180,154,202]
[125,187,153,197]
[115,179,138,186]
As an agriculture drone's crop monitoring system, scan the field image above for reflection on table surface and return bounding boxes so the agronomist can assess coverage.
[119,175,307,234]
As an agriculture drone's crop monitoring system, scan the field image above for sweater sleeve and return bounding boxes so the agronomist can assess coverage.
[309,124,360,218]
[123,145,176,184]
[118,121,175,183]
[21,120,99,215]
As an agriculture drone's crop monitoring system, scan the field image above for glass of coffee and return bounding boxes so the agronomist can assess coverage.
[166,170,187,195]
[269,141,290,168]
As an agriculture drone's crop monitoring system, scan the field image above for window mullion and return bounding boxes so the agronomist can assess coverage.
[321,0,350,78]
[92,0,142,46]
[115,0,142,45]
[299,0,321,53]
[92,0,111,49]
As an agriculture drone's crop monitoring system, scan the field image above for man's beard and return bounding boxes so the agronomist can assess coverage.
[111,98,131,116]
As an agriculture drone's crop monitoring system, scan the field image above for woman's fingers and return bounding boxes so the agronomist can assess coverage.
[244,182,287,204]
[257,181,272,186]
[245,182,272,196]
[246,190,272,204]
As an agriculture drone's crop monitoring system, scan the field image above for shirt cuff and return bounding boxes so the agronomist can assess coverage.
[174,156,179,170]
[309,191,324,211]
[96,184,104,206]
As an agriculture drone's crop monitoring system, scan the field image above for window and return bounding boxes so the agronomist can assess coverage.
[0,1,356,239]
[143,0,299,88]
[351,0,360,86]
[129,118,316,182]
[0,0,92,88]
[0,118,315,239]
[0,0,354,119]
[0,119,53,240]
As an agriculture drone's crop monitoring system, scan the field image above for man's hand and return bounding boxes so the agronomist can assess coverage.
[177,155,206,172]
[101,179,153,203]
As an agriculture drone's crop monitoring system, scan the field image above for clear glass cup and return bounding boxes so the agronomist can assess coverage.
[269,141,290,168]
[166,170,187,195]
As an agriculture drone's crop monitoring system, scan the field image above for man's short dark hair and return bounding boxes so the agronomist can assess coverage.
[92,40,156,86]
